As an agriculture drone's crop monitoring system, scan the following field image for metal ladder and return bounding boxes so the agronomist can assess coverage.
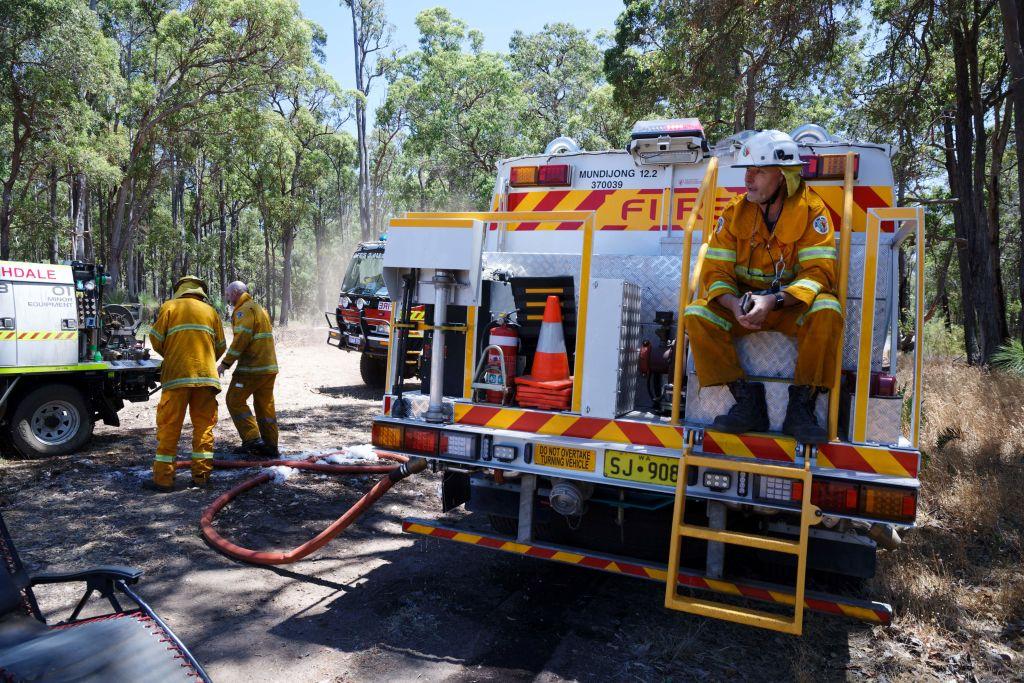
[664,435,820,635]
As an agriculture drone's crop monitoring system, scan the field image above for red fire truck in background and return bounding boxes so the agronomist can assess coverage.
[327,239,423,387]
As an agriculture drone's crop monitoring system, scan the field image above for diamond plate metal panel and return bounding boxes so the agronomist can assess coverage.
[843,296,888,371]
[617,281,643,416]
[844,394,903,446]
[843,233,894,299]
[684,373,828,431]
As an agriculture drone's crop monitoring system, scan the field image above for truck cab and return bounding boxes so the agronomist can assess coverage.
[370,121,925,634]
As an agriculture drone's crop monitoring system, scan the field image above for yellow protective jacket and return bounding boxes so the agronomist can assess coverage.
[701,183,837,308]
[149,294,226,392]
[222,292,278,375]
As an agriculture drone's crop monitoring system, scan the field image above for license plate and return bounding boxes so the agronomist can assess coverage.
[604,450,678,487]
[347,334,361,346]
[378,300,392,312]
[534,444,595,472]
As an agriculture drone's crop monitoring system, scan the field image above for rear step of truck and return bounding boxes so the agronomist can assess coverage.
[402,518,890,625]
[664,436,821,635]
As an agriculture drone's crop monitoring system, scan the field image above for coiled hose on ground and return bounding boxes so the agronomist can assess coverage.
[175,452,427,565]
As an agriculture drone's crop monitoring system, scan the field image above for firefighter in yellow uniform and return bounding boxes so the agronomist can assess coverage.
[145,276,226,492]
[684,130,842,443]
[218,282,279,457]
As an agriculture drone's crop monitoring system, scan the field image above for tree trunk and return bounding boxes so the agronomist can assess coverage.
[742,62,758,130]
[314,195,327,314]
[350,1,373,241]
[218,177,227,297]
[71,172,87,260]
[942,115,981,362]
[48,167,58,262]
[947,18,1007,363]
[999,0,1024,342]
[279,225,295,326]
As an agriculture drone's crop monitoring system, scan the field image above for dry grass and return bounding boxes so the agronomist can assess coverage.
[878,358,1024,650]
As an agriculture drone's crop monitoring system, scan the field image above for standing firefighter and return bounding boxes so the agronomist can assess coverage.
[684,130,843,443]
[218,282,279,457]
[146,276,226,492]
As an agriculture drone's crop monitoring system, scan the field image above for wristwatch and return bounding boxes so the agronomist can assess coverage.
[773,292,786,310]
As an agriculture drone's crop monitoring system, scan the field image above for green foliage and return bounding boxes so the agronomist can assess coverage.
[923,318,965,359]
[992,339,1024,376]
[604,0,860,137]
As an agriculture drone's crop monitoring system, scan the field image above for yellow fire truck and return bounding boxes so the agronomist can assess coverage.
[370,122,925,635]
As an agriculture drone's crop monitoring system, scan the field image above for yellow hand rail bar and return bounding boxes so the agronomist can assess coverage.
[671,157,719,425]
[688,168,720,295]
[827,152,857,441]
[910,207,925,447]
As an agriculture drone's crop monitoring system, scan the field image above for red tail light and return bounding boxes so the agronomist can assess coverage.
[538,164,570,185]
[403,426,438,455]
[510,164,572,187]
[801,153,859,180]
[812,479,859,514]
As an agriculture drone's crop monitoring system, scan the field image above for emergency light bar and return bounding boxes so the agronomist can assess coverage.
[509,164,571,187]
[800,153,860,180]
[628,118,707,166]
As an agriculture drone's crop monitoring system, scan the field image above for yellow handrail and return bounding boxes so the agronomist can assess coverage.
[851,211,882,442]
[911,207,925,448]
[827,153,856,441]
[688,167,720,295]
[571,214,597,413]
[671,157,720,425]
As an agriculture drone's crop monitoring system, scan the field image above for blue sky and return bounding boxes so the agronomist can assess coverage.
[298,0,625,127]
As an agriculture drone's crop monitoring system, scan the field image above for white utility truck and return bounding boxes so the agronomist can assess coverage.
[0,261,159,456]
[371,122,925,635]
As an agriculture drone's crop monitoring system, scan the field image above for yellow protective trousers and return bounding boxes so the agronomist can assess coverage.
[684,294,844,388]
[153,387,218,487]
[225,374,278,447]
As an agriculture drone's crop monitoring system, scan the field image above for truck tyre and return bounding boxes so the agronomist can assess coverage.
[9,384,93,457]
[359,354,387,388]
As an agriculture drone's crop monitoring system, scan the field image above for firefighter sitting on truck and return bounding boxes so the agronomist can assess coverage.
[217,281,279,457]
[683,130,843,443]
[146,276,226,492]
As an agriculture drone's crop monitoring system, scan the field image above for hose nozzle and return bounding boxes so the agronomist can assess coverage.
[388,456,428,483]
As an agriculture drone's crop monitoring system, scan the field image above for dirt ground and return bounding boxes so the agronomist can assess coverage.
[1,331,1020,682]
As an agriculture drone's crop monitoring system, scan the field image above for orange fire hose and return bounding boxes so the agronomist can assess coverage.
[181,452,427,565]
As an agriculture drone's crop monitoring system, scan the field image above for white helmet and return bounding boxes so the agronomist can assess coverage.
[732,130,803,168]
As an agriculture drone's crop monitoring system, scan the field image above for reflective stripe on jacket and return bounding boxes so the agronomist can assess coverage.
[149,295,226,391]
[222,292,278,375]
[700,182,837,308]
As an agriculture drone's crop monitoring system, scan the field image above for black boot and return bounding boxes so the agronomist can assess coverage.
[257,441,280,458]
[233,439,266,457]
[141,478,175,494]
[712,380,769,434]
[782,385,827,443]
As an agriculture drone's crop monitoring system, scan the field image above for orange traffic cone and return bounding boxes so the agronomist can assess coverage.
[516,296,573,410]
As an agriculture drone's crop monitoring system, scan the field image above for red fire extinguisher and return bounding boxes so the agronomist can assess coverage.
[485,317,519,404]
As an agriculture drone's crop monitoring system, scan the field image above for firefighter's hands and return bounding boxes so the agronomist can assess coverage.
[217,362,228,377]
[735,294,774,330]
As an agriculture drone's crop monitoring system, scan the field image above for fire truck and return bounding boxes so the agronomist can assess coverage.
[0,261,159,457]
[327,240,423,387]
[370,122,925,635]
